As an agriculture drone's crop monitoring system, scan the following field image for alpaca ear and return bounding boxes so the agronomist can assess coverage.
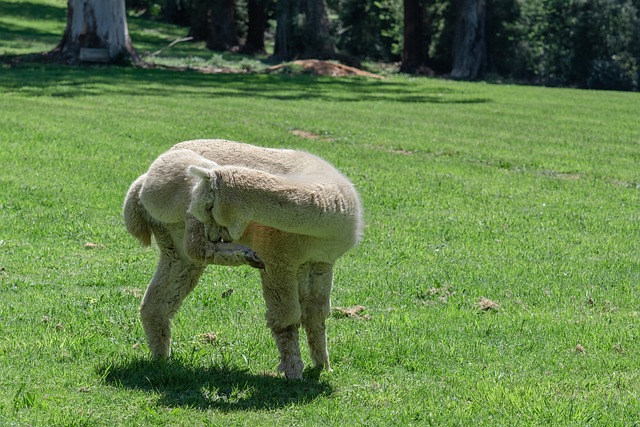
[188,165,212,180]
[189,164,220,190]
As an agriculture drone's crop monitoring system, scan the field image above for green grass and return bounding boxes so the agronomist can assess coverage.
[1,2,640,425]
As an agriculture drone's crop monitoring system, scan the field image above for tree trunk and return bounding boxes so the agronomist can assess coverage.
[163,0,190,26]
[190,0,210,42]
[300,0,335,59]
[450,0,487,80]
[53,0,139,64]
[274,0,296,59]
[400,0,426,73]
[274,0,335,60]
[207,0,239,51]
[242,0,266,54]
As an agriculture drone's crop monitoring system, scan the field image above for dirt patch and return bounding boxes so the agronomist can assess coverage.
[478,298,500,311]
[201,332,218,344]
[417,286,453,305]
[332,305,371,320]
[84,242,105,249]
[290,129,334,141]
[266,60,383,79]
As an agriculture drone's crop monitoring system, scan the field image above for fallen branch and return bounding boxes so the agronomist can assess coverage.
[147,36,194,58]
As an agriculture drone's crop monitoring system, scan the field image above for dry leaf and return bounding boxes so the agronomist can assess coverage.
[575,344,586,353]
[201,332,218,343]
[290,129,334,142]
[84,242,105,249]
[332,305,371,320]
[478,298,500,311]
[123,288,143,298]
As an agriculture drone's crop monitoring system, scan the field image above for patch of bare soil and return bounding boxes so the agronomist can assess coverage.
[332,305,371,320]
[478,298,500,311]
[266,60,383,79]
[290,129,334,141]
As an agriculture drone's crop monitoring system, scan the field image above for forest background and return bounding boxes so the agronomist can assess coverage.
[123,0,640,91]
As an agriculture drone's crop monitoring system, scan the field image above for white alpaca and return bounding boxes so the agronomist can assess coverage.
[123,139,363,379]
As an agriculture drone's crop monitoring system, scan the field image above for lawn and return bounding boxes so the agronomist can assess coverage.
[1,1,640,425]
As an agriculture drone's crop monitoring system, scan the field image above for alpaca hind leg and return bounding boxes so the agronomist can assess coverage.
[261,269,303,379]
[140,251,203,358]
[300,263,334,371]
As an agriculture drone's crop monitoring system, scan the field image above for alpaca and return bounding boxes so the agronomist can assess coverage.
[123,139,363,379]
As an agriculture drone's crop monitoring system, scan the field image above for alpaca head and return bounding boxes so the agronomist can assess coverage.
[188,165,216,222]
[187,165,230,240]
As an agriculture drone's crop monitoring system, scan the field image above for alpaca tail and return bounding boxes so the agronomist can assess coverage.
[123,174,153,247]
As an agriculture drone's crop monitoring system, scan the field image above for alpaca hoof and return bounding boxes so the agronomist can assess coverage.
[279,359,304,380]
[244,249,265,269]
[284,369,303,380]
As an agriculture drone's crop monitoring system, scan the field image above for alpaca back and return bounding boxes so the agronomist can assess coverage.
[176,139,364,245]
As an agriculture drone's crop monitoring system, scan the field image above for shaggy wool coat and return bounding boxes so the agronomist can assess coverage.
[124,139,363,379]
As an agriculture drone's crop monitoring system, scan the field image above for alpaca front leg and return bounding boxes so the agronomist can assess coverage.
[184,215,264,268]
[301,263,334,371]
[272,324,303,380]
[140,253,204,358]
[261,268,303,379]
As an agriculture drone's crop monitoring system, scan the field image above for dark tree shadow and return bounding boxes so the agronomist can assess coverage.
[0,64,492,104]
[96,356,332,411]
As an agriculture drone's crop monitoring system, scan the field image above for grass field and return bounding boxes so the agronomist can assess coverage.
[1,1,640,425]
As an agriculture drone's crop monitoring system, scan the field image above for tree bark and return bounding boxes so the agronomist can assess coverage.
[450,0,487,80]
[274,0,335,60]
[300,0,335,59]
[274,0,295,59]
[53,0,139,64]
[189,0,210,42]
[207,0,239,51]
[242,0,266,54]
[163,0,190,26]
[400,0,426,73]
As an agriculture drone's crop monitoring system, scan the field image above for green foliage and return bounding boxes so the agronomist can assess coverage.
[329,0,403,62]
[425,0,456,73]
[499,0,640,89]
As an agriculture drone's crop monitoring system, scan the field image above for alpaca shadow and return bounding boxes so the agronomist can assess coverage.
[96,357,332,411]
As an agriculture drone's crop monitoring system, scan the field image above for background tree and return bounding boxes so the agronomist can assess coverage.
[122,0,640,91]
[450,0,487,79]
[187,0,240,50]
[208,0,239,51]
[274,0,335,59]
[400,0,426,73]
[242,0,267,53]
[423,0,456,73]
[190,0,210,41]
[330,0,402,63]
[163,0,191,26]
[54,0,139,64]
